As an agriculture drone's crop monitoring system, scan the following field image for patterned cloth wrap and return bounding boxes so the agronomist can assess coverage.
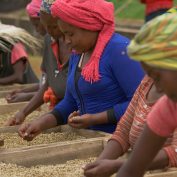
[43,87,58,109]
[40,0,55,14]
[26,0,42,17]
[128,13,177,70]
[51,0,115,83]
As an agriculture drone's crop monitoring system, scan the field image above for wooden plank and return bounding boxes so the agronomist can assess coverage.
[0,91,9,98]
[146,170,177,177]
[0,138,104,167]
[0,124,110,139]
[0,102,28,114]
[115,27,138,39]
[0,83,36,91]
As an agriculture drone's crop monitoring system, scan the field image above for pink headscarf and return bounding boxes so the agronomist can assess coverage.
[26,0,42,18]
[51,0,115,83]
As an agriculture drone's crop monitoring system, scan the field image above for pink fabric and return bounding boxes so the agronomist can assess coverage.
[141,0,173,15]
[11,43,28,64]
[147,95,177,137]
[51,41,63,70]
[26,0,42,18]
[51,0,115,83]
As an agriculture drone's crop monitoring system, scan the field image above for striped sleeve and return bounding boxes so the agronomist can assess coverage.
[110,83,140,152]
[163,130,177,167]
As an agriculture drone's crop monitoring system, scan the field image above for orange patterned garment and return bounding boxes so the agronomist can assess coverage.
[111,76,177,167]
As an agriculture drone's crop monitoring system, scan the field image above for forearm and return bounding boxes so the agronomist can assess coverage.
[148,149,169,170]
[90,111,109,125]
[35,113,58,131]
[21,84,47,117]
[98,139,124,160]
[22,92,37,101]
[20,84,39,93]
[0,74,23,85]
[116,125,167,177]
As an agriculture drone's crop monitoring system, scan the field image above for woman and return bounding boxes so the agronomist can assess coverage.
[84,74,177,177]
[117,13,177,177]
[18,0,144,141]
[6,0,45,103]
[0,23,39,85]
[6,0,70,126]
[140,0,173,22]
[26,0,46,36]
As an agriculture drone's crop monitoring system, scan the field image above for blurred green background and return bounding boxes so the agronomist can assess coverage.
[109,0,177,20]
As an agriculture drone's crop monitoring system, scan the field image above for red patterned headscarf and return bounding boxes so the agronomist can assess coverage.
[51,0,115,83]
[26,0,42,18]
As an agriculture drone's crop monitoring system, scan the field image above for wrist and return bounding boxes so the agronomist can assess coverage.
[90,112,108,125]
[113,159,124,172]
[37,113,57,131]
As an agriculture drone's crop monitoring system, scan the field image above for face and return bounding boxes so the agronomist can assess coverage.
[40,12,63,40]
[142,62,177,102]
[30,17,46,36]
[57,19,99,53]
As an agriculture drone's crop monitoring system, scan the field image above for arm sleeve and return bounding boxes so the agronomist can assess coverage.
[163,129,177,167]
[110,84,140,153]
[109,41,144,122]
[51,56,78,124]
[147,96,177,137]
[11,43,28,64]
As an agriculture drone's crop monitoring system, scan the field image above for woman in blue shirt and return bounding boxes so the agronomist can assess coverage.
[18,0,144,140]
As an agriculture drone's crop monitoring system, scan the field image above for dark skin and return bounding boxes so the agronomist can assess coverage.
[0,59,26,85]
[30,17,46,36]
[18,19,111,141]
[6,13,70,126]
[116,62,177,177]
[6,84,39,103]
[58,19,111,129]
[4,17,46,103]
[84,76,167,177]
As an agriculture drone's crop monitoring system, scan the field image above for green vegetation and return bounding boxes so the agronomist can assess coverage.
[109,0,177,20]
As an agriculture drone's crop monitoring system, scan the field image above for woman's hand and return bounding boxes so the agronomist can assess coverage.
[18,120,42,141]
[83,159,122,177]
[5,111,26,126]
[68,112,94,129]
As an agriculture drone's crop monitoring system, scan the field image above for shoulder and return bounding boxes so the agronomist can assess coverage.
[107,33,130,51]
[138,75,153,93]
[104,33,130,60]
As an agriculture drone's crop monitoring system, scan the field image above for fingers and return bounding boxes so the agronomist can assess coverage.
[68,111,79,121]
[6,95,16,103]
[18,123,30,138]
[4,118,16,126]
[69,116,82,123]
[18,121,41,141]
[83,162,97,171]
[68,116,83,128]
[84,164,99,177]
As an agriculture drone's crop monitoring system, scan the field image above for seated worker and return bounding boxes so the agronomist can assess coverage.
[6,0,46,103]
[0,23,39,85]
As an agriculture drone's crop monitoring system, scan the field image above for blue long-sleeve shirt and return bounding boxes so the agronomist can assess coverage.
[52,33,144,133]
